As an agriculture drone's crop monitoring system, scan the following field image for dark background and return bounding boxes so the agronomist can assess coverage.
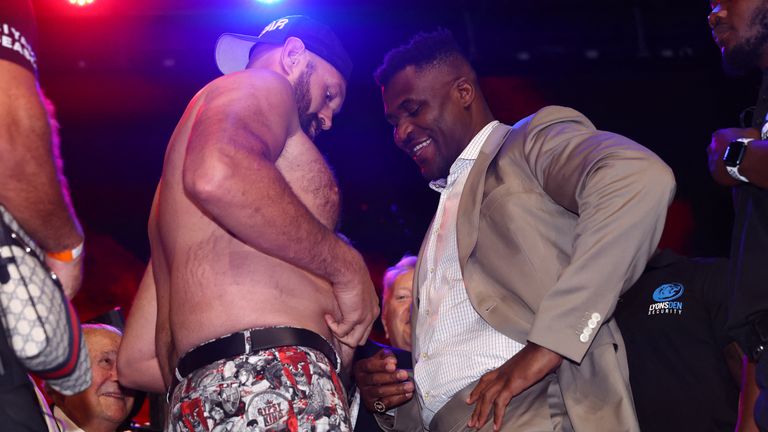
[27,0,761,318]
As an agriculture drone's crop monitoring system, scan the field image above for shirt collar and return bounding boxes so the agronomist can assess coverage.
[429,120,500,192]
[53,405,85,432]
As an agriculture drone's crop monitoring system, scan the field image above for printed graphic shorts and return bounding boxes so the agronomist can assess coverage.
[168,346,351,432]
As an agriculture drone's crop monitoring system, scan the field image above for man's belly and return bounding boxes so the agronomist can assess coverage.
[166,264,339,362]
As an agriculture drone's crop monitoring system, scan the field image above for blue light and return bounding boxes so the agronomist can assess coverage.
[255,0,282,4]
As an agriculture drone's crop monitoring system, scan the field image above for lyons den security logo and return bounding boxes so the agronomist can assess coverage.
[648,283,684,315]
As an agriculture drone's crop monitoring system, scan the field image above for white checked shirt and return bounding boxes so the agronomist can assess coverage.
[414,120,525,428]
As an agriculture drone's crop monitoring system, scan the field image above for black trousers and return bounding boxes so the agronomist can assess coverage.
[0,321,48,432]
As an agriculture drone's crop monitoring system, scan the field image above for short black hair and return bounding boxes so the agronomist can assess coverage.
[374,28,469,87]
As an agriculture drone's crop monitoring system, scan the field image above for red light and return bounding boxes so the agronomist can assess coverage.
[68,0,95,6]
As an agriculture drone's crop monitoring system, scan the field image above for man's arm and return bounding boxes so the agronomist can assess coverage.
[525,106,675,362]
[182,70,377,346]
[737,140,768,188]
[737,357,760,432]
[0,60,84,297]
[707,127,768,189]
[118,263,166,393]
[468,106,675,430]
[724,343,760,432]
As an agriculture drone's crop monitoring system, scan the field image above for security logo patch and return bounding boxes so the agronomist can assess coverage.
[648,283,684,315]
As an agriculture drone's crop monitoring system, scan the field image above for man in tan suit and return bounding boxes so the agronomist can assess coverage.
[354,30,675,431]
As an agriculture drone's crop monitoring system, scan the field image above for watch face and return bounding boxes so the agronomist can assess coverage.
[724,140,747,167]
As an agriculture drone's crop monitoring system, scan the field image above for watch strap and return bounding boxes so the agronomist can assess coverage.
[727,165,750,183]
[725,138,753,183]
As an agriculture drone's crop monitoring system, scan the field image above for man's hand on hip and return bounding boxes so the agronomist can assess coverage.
[354,348,414,413]
[325,248,379,348]
[467,342,563,431]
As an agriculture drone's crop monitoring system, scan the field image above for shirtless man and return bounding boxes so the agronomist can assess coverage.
[117,16,378,430]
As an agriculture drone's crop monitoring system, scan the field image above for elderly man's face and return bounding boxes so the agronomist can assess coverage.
[58,328,135,430]
[382,269,414,351]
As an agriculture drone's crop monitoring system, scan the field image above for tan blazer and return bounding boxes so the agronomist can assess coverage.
[388,106,675,431]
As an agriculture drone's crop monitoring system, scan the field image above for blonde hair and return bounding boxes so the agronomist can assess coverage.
[382,255,417,295]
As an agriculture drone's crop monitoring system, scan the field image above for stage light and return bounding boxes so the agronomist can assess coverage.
[68,0,95,6]
[255,0,282,4]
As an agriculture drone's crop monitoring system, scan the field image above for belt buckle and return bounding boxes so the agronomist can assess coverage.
[244,330,253,355]
[167,368,183,404]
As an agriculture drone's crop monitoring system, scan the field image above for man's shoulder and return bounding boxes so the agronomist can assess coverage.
[489,105,597,162]
[193,69,298,136]
[202,69,294,105]
[511,105,596,132]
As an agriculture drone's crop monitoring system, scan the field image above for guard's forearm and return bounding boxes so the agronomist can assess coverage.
[739,140,768,189]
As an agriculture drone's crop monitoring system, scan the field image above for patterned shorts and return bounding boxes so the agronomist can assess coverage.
[168,346,351,432]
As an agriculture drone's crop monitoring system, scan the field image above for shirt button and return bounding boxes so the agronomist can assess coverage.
[421,352,429,360]
[583,327,593,336]
[429,267,435,273]
[587,319,597,329]
[579,333,589,343]
[591,312,601,321]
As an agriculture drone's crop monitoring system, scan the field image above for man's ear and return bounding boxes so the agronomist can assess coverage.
[281,36,307,75]
[381,315,390,341]
[454,77,475,108]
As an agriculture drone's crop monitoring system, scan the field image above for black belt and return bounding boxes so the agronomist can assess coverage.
[175,327,340,382]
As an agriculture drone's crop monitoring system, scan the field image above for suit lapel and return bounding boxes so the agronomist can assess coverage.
[457,124,512,269]
[412,124,511,357]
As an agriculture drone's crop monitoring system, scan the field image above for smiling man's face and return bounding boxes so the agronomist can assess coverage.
[55,326,135,431]
[383,65,471,180]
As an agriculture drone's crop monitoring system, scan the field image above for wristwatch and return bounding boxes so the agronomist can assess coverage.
[723,138,753,182]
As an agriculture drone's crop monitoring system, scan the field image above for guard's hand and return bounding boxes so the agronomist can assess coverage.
[466,342,563,431]
[354,349,414,413]
[45,254,83,299]
[708,127,760,186]
[326,250,379,348]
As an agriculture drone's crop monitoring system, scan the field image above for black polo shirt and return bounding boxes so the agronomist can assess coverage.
[615,249,738,431]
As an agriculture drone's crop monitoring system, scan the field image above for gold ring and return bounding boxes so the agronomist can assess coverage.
[373,400,386,413]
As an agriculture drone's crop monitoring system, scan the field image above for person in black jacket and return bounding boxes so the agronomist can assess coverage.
[709,1,768,428]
